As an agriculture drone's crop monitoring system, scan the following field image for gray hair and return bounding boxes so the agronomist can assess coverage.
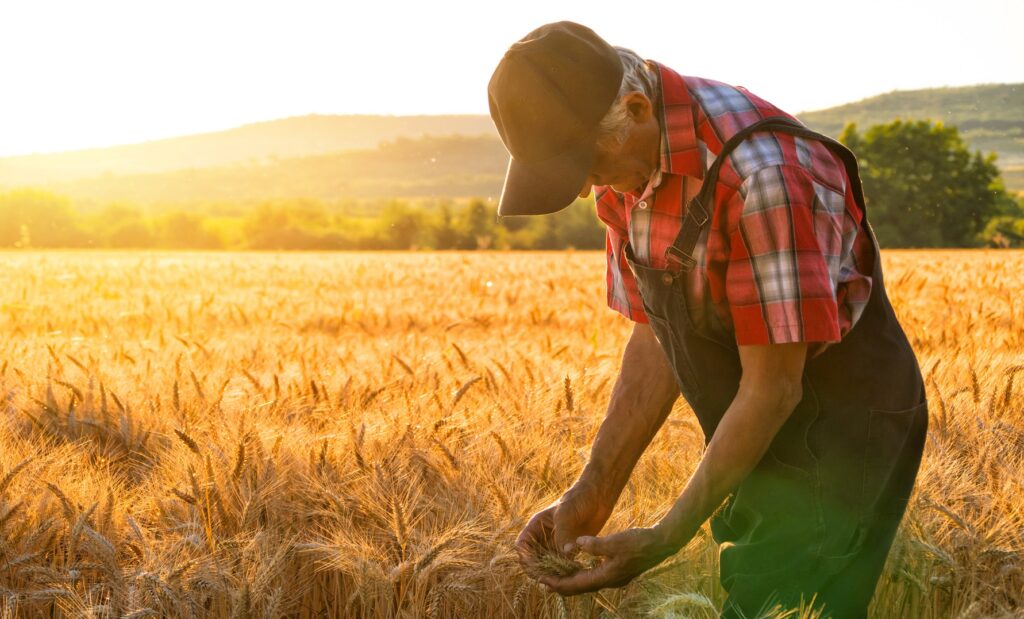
[596,47,658,150]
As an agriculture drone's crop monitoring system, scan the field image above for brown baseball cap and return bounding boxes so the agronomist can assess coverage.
[487,21,624,216]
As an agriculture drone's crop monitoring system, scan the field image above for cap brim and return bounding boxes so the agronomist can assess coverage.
[496,140,595,216]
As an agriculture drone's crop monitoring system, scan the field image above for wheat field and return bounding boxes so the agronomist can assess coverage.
[0,249,1021,618]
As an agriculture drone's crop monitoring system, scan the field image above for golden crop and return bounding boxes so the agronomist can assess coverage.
[0,249,1020,618]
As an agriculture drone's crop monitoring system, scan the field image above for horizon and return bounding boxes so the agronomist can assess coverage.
[2,0,1022,157]
[4,81,1020,160]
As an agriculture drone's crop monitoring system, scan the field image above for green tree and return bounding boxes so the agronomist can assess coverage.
[534,215,562,250]
[242,199,346,249]
[457,199,496,249]
[433,202,460,250]
[0,189,87,247]
[156,211,224,249]
[377,200,429,249]
[552,199,605,249]
[84,203,154,248]
[840,120,1014,247]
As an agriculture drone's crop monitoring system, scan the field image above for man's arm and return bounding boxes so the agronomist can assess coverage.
[541,341,807,594]
[575,321,681,527]
[569,321,679,541]
[516,321,679,558]
[652,342,806,546]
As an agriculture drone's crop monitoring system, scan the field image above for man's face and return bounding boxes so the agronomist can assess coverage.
[578,92,661,198]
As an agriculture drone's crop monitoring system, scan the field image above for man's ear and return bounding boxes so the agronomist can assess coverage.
[623,92,653,123]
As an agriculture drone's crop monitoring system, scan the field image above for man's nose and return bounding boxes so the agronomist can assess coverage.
[578,176,596,198]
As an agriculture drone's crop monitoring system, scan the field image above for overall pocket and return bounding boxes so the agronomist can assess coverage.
[819,398,928,565]
[629,263,705,405]
[861,399,929,520]
[768,377,822,484]
[642,311,704,405]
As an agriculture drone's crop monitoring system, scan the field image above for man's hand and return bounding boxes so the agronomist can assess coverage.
[515,481,612,566]
[539,527,680,595]
[516,322,679,584]
[516,323,678,571]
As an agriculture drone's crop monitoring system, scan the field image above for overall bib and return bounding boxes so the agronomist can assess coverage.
[624,118,929,618]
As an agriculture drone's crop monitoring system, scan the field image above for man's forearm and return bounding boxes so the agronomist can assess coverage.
[653,346,805,551]
[576,323,679,503]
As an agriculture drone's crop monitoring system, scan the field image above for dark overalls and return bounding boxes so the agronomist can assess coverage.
[625,118,929,618]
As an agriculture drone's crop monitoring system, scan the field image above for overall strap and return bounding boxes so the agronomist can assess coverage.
[664,116,867,272]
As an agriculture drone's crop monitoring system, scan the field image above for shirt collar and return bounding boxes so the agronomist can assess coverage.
[650,61,704,182]
[626,61,706,202]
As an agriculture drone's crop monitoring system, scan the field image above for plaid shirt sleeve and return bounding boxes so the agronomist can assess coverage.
[596,187,649,324]
[725,164,843,346]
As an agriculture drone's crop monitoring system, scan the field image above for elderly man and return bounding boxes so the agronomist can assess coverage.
[488,21,929,618]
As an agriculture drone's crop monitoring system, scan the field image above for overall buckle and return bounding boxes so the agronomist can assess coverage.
[665,246,697,273]
[688,197,710,226]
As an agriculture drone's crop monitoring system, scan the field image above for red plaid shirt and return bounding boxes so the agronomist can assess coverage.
[597,62,873,350]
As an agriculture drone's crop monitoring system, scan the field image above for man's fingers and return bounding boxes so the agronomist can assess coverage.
[515,525,542,549]
[576,534,613,557]
[516,510,554,546]
[515,529,550,560]
[552,522,578,557]
[514,528,538,553]
[535,529,658,594]
[552,531,575,556]
[540,560,618,596]
[515,507,561,571]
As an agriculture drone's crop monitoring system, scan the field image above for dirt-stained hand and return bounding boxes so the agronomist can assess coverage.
[515,481,612,568]
[538,527,678,596]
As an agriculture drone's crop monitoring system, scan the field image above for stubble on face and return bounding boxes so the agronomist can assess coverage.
[584,122,660,196]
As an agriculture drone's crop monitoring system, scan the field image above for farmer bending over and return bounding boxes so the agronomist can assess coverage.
[487,21,929,618]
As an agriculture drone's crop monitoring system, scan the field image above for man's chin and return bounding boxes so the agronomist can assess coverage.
[611,178,645,194]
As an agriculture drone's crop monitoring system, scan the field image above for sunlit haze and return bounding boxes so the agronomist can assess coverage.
[1,0,1021,156]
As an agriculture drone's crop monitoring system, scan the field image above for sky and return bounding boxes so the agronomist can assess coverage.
[1,0,1022,157]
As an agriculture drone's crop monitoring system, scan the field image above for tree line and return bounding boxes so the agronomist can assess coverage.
[0,192,607,251]
[1,120,1021,250]
[841,120,1021,246]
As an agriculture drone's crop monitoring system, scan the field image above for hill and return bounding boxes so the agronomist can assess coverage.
[44,135,510,203]
[0,114,498,186]
[799,83,1024,170]
[1,83,1020,200]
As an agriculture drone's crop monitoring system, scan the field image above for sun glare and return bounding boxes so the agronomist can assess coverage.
[0,0,1021,155]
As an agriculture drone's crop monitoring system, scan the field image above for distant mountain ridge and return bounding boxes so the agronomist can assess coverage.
[0,115,498,186]
[799,83,1023,166]
[46,135,511,203]
[1,83,1020,198]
